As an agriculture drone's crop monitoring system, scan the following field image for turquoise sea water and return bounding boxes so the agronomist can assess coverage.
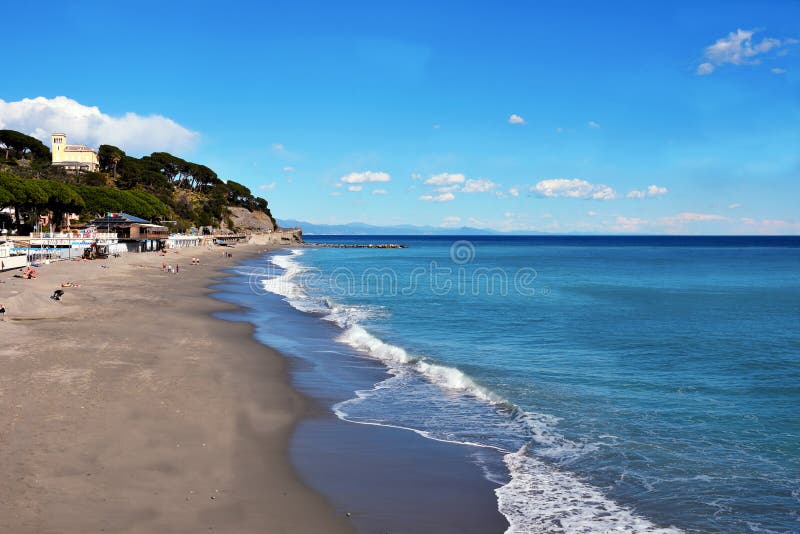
[260,236,800,532]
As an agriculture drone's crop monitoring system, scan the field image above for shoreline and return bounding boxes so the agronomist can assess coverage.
[0,244,352,533]
[216,249,510,533]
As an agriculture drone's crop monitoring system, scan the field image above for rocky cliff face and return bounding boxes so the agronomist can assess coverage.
[227,206,276,233]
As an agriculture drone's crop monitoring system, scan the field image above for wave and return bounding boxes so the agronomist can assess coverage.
[259,249,680,533]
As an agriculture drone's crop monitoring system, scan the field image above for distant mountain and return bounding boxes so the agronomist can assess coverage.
[277,219,543,235]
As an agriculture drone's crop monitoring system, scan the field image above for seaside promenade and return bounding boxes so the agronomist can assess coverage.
[0,240,352,533]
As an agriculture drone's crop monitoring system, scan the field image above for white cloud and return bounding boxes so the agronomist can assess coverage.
[411,172,422,180]
[461,178,498,193]
[434,185,460,193]
[441,216,461,227]
[424,172,466,186]
[739,217,800,234]
[697,29,793,75]
[420,192,455,202]
[0,96,198,155]
[660,212,728,226]
[771,67,787,74]
[532,178,617,200]
[259,182,277,191]
[347,185,363,192]
[433,124,441,129]
[509,187,520,197]
[371,189,387,195]
[282,166,295,172]
[588,121,601,129]
[272,143,286,153]
[556,127,564,134]
[508,114,526,125]
[696,62,715,75]
[587,210,600,216]
[728,203,742,209]
[330,191,342,197]
[340,171,391,184]
[614,216,647,232]
[627,184,668,198]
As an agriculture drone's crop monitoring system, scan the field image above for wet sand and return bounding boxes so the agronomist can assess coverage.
[212,252,511,533]
[0,244,352,533]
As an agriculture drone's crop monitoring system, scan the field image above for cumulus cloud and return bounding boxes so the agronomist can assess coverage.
[347,185,363,192]
[660,212,728,226]
[420,192,455,202]
[424,172,466,186]
[371,189,387,195]
[532,178,617,200]
[258,182,277,191]
[588,121,601,129]
[0,96,198,155]
[696,62,715,75]
[739,217,800,234]
[509,187,520,197]
[282,166,295,172]
[614,216,647,232]
[508,114,526,125]
[340,171,391,184]
[696,29,793,75]
[627,184,668,198]
[462,178,498,193]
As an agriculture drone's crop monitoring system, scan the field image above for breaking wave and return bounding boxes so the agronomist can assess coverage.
[259,249,681,533]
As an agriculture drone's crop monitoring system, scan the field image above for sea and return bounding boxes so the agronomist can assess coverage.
[233,235,800,532]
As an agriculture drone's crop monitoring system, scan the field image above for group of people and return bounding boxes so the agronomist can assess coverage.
[161,263,180,274]
[161,257,202,273]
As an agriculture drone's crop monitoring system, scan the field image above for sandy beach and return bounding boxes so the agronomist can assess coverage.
[0,243,352,533]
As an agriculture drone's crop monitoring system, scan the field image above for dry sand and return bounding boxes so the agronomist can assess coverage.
[0,244,352,533]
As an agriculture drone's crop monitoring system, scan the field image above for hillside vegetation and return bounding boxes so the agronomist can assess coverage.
[0,129,276,234]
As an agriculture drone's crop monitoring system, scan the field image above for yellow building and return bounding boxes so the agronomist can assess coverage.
[51,133,99,172]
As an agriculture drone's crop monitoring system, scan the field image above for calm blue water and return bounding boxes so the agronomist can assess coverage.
[262,235,800,532]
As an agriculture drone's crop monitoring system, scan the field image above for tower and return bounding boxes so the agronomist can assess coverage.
[51,133,66,164]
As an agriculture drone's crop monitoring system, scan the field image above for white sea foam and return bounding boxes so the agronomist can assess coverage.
[261,249,308,300]
[497,449,682,533]
[259,249,682,533]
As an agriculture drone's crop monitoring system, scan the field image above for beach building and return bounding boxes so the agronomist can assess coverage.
[88,213,169,252]
[51,133,99,172]
[166,234,202,248]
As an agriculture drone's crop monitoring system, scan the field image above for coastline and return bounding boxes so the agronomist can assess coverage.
[214,249,510,533]
[0,243,352,533]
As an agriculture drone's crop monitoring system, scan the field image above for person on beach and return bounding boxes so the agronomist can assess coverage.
[0,303,5,321]
[176,264,180,274]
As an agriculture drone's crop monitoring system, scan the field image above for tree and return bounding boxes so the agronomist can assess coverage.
[0,183,15,208]
[0,130,50,162]
[0,172,47,225]
[98,145,126,178]
[36,180,85,229]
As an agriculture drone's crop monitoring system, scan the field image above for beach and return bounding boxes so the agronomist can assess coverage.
[0,243,352,533]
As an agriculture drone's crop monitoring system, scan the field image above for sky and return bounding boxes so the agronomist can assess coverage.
[1,0,798,234]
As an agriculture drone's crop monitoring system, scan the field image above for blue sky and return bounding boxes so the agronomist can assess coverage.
[1,0,798,234]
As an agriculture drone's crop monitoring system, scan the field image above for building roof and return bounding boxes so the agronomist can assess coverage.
[89,213,150,226]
